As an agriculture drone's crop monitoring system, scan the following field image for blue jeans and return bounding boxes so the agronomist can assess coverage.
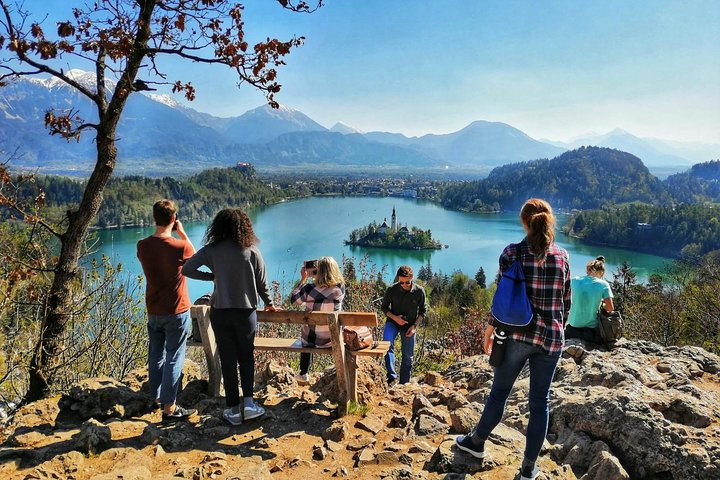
[383,321,416,384]
[472,339,561,463]
[147,310,191,405]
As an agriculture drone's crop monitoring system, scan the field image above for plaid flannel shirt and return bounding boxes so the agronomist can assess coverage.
[491,239,572,354]
[290,283,346,347]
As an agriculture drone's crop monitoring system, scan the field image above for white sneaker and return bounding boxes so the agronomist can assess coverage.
[295,373,310,385]
[243,403,266,421]
[222,408,242,426]
[520,465,540,480]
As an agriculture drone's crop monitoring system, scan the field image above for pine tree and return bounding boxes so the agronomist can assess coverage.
[475,267,487,289]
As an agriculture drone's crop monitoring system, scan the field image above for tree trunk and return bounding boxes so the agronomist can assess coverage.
[22,1,156,404]
[24,130,119,402]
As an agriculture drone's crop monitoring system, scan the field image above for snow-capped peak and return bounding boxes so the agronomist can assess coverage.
[147,93,180,108]
[330,121,364,135]
[27,69,115,92]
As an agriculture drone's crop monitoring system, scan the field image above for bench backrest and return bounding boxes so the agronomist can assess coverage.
[191,306,378,328]
[256,310,378,327]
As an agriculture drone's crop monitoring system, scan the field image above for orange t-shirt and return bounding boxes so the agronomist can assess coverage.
[137,236,193,316]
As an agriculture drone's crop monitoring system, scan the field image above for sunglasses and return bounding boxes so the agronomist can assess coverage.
[399,280,413,285]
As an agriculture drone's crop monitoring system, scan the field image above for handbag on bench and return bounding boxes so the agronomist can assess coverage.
[343,326,375,351]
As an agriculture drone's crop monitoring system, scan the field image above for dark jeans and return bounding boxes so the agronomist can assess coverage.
[566,325,604,345]
[210,307,257,407]
[472,339,561,463]
[299,352,313,375]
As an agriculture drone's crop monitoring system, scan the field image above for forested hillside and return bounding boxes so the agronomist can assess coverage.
[439,146,670,212]
[664,160,720,203]
[565,204,720,257]
[10,166,295,228]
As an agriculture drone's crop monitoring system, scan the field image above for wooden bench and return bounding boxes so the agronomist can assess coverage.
[189,306,390,415]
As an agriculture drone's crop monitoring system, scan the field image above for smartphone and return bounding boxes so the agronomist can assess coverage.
[172,217,179,231]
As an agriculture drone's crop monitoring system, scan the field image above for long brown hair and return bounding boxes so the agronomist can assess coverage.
[204,208,257,247]
[520,198,555,262]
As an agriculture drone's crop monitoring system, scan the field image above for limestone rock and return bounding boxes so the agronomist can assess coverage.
[380,466,427,480]
[355,448,376,467]
[582,450,630,480]
[415,414,449,437]
[90,465,152,480]
[321,420,350,442]
[445,392,469,411]
[356,415,384,434]
[376,450,400,465]
[223,456,273,480]
[411,394,433,417]
[11,397,60,430]
[423,371,443,386]
[73,418,111,454]
[388,414,409,429]
[27,451,85,480]
[347,436,376,451]
[325,439,343,452]
[550,341,720,480]
[408,441,435,454]
[449,404,481,434]
[312,444,328,460]
[60,377,151,420]
[312,357,388,404]
[425,436,496,474]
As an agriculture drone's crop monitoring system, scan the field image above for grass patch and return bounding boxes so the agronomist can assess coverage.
[347,401,371,417]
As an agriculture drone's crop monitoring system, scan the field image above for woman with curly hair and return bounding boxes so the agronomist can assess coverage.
[182,208,276,425]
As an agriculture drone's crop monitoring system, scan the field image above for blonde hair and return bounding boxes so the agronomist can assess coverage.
[586,256,606,277]
[520,198,556,262]
[315,256,345,288]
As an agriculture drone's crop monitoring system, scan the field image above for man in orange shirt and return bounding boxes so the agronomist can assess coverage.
[137,199,197,420]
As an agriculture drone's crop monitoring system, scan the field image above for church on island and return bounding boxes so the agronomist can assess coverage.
[377,207,410,236]
[346,207,443,250]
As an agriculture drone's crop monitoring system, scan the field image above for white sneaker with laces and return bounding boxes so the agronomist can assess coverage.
[520,465,540,480]
[222,408,242,426]
[243,403,266,421]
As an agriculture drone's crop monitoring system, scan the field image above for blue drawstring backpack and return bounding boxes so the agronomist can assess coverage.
[491,259,534,332]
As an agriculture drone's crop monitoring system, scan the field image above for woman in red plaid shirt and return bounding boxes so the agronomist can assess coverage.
[456,198,571,480]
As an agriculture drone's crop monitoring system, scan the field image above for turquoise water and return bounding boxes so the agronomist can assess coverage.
[95,196,671,301]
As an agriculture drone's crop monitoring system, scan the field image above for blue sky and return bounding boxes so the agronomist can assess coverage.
[13,1,720,143]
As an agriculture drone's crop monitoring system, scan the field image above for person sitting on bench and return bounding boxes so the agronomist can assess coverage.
[290,256,346,385]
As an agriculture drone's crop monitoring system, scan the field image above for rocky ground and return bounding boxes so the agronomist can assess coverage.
[0,340,718,480]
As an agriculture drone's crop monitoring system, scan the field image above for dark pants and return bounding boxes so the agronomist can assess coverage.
[472,339,561,463]
[210,307,257,407]
[299,353,313,375]
[566,325,604,345]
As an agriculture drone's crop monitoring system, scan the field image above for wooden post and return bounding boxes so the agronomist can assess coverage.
[327,311,349,415]
[346,351,358,405]
[191,305,222,396]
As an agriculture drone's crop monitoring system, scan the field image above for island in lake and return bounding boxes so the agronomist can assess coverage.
[345,207,444,250]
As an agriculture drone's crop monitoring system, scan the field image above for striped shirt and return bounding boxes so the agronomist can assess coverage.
[290,283,346,347]
[490,239,571,354]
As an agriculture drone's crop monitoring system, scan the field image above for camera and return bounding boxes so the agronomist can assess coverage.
[304,259,318,273]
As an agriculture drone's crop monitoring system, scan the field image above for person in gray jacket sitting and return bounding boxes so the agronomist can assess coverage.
[182,208,276,425]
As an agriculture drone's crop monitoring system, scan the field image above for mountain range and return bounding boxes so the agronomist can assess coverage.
[0,70,717,176]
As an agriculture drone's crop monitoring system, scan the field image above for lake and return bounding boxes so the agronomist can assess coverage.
[95,196,671,301]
